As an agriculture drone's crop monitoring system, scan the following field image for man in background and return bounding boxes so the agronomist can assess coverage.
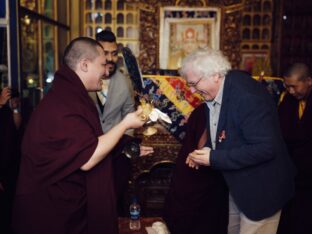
[90,30,153,215]
[278,63,312,234]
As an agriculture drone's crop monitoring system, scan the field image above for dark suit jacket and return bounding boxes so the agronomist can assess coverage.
[210,70,295,221]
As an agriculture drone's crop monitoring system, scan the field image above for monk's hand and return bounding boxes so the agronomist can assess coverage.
[139,145,154,156]
[185,156,200,170]
[123,107,145,129]
[188,147,211,166]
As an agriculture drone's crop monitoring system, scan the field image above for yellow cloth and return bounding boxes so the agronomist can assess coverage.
[298,100,306,119]
[143,75,203,116]
[279,92,305,119]
[278,91,286,105]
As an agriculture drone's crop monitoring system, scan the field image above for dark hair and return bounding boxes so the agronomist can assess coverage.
[63,37,103,70]
[284,63,311,81]
[96,30,116,43]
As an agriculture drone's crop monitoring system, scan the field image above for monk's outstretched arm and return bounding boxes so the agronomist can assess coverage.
[81,108,144,171]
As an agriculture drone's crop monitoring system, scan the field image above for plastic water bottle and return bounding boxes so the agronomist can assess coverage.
[129,197,141,230]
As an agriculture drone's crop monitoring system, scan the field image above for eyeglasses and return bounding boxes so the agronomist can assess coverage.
[186,76,203,88]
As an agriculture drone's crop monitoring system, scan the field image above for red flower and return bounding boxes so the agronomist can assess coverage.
[218,130,226,143]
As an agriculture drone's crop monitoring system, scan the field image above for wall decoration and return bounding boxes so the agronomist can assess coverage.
[241,52,272,75]
[159,7,221,69]
[126,0,246,71]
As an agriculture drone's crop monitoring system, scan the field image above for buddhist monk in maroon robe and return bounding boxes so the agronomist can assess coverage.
[164,103,228,234]
[12,37,145,234]
[278,63,312,234]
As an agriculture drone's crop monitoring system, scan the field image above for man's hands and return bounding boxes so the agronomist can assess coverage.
[185,147,211,169]
[122,108,154,158]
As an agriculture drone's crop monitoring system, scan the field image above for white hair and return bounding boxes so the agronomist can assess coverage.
[180,48,232,78]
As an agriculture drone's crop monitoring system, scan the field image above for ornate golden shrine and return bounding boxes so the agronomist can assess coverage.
[124,0,272,73]
[81,0,273,74]
[126,0,242,71]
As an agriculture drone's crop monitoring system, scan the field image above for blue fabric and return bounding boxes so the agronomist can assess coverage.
[121,47,143,94]
[210,70,296,220]
[122,47,187,141]
[142,78,186,141]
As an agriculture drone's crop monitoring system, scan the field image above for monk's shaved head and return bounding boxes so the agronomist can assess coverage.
[284,63,311,81]
[283,63,312,100]
[63,37,104,70]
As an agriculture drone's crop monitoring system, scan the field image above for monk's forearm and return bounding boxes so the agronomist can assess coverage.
[80,121,128,171]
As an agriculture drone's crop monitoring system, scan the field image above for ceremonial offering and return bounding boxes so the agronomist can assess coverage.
[138,99,172,136]
[139,98,153,122]
[143,126,158,136]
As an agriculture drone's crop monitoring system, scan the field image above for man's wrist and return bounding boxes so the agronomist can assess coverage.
[13,108,19,114]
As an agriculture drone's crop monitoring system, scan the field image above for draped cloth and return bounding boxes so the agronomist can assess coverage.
[163,104,228,234]
[12,66,118,234]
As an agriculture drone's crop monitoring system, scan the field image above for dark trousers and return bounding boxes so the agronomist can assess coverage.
[278,188,312,234]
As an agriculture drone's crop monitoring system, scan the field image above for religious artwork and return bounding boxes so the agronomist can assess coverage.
[137,1,243,72]
[141,75,203,141]
[159,7,221,69]
[241,52,272,76]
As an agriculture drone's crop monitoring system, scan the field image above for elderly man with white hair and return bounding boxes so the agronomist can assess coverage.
[165,48,295,234]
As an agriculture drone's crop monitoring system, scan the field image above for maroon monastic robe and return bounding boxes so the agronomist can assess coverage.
[164,104,228,234]
[277,92,312,234]
[12,66,118,234]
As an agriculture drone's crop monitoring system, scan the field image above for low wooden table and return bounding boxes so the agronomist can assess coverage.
[119,217,164,234]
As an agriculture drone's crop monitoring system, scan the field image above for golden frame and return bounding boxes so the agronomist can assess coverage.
[241,52,271,76]
[159,6,221,70]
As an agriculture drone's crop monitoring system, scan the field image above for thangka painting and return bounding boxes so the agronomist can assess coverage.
[241,53,272,76]
[142,75,203,141]
[159,7,221,70]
